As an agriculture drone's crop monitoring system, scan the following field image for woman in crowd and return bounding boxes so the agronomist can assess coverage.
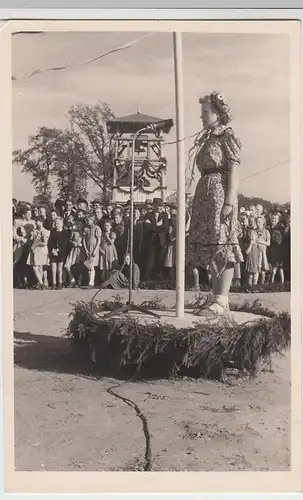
[48,217,70,290]
[13,207,36,288]
[27,216,50,289]
[255,215,271,285]
[245,215,270,289]
[82,214,102,288]
[268,212,285,284]
[99,220,118,282]
[64,229,85,287]
[186,91,243,315]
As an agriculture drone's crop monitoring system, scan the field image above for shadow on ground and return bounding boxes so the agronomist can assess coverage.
[14,331,103,378]
[14,330,205,382]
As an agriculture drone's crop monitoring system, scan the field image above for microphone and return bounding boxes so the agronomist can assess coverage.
[147,119,174,134]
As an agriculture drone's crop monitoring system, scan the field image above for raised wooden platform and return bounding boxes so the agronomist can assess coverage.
[97,308,268,329]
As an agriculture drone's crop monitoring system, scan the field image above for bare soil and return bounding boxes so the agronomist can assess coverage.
[14,289,290,471]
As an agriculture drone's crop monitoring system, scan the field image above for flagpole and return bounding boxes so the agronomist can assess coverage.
[173,32,185,319]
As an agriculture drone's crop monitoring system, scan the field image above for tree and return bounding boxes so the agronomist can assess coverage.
[51,129,88,202]
[13,126,89,203]
[67,102,116,201]
[13,127,62,198]
[13,102,116,202]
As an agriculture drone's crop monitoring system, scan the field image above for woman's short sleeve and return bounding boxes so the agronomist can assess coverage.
[222,128,241,164]
[95,225,102,238]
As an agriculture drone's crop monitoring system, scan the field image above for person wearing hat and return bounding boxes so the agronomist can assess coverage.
[145,199,153,214]
[92,198,102,208]
[141,197,169,281]
[76,197,89,212]
[63,199,76,223]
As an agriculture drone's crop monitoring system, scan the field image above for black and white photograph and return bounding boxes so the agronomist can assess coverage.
[8,21,300,485]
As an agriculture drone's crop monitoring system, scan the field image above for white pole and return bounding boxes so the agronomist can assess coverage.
[173,32,185,318]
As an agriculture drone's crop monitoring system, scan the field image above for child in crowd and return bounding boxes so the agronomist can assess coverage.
[13,208,36,288]
[245,229,260,289]
[83,215,102,288]
[48,217,70,290]
[122,253,140,289]
[27,216,50,289]
[99,221,118,282]
[44,209,58,231]
[245,216,270,289]
[268,213,285,284]
[255,216,271,284]
[64,229,85,287]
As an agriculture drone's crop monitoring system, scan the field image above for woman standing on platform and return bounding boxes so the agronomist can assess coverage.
[187,91,243,315]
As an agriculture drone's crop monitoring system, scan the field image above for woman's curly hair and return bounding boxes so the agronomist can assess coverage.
[199,90,232,126]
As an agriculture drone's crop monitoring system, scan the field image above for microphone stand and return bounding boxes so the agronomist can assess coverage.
[105,125,160,319]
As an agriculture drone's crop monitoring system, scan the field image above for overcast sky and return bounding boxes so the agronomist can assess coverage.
[12,31,290,203]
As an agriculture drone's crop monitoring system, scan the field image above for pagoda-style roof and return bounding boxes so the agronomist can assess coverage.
[106,111,173,135]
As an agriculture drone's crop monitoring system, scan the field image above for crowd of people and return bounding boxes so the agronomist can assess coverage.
[12,196,290,291]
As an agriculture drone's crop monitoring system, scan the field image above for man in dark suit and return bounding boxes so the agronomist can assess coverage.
[141,198,169,281]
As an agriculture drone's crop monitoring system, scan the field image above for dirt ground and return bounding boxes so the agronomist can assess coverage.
[14,288,291,472]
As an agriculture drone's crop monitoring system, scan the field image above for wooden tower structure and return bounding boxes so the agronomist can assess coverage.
[106,111,174,205]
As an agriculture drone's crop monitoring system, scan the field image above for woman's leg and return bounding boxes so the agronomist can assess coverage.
[217,263,234,297]
[33,266,43,286]
[247,272,253,287]
[210,264,219,294]
[43,266,49,286]
[196,262,233,315]
[279,266,285,284]
[57,262,63,286]
[232,263,241,287]
[192,267,200,291]
[271,266,277,284]
[252,272,259,286]
[88,267,95,286]
[65,266,75,285]
[51,262,57,287]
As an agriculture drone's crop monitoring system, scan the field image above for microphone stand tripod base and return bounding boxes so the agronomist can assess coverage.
[104,301,161,319]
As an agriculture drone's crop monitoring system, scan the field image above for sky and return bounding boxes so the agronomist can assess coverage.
[12,31,290,203]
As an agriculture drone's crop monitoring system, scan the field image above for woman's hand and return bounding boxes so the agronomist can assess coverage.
[220,204,233,223]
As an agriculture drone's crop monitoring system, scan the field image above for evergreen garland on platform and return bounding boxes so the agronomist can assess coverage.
[65,296,290,382]
[139,281,291,293]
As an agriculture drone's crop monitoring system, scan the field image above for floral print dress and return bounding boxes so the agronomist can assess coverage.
[186,125,243,270]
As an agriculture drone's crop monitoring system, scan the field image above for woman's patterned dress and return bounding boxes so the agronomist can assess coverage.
[186,125,243,270]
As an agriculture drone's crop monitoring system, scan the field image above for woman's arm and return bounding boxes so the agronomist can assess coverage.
[246,231,256,254]
[82,231,89,256]
[264,229,271,247]
[92,227,102,256]
[246,242,253,255]
[221,129,241,220]
[108,232,117,245]
[37,231,47,247]
[220,163,239,222]
[225,162,239,206]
